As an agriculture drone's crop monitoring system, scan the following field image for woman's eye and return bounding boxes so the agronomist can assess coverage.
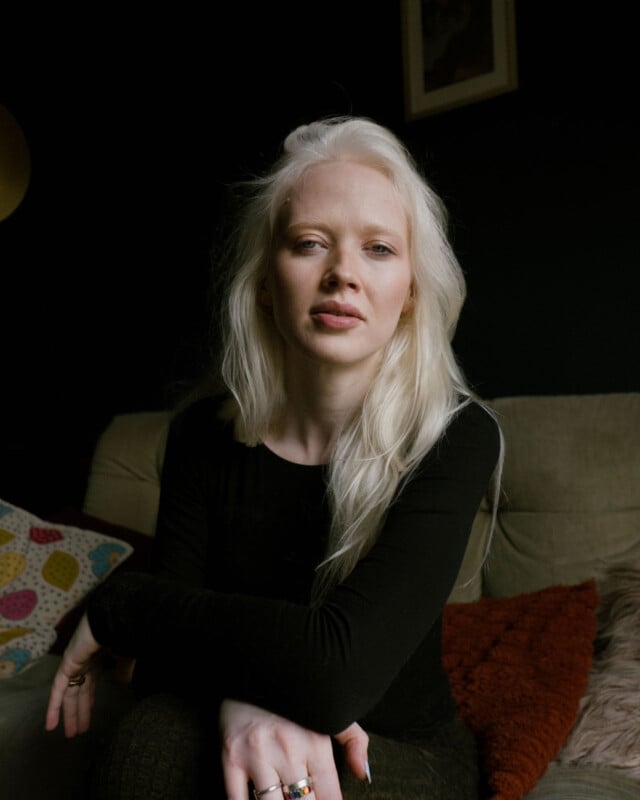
[295,239,320,252]
[369,243,393,255]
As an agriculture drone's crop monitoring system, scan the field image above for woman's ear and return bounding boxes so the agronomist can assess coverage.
[258,280,272,308]
[401,285,414,315]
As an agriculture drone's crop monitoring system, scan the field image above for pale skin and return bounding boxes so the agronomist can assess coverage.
[46,159,413,798]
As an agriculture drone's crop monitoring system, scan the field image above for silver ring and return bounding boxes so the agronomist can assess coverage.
[67,675,86,687]
[253,782,283,798]
[282,776,313,799]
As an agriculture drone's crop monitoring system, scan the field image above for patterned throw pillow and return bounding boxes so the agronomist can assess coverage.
[0,498,133,678]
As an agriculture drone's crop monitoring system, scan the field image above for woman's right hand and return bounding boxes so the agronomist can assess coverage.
[220,698,369,800]
[44,611,102,737]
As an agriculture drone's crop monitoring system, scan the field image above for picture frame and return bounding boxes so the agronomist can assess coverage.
[401,0,518,120]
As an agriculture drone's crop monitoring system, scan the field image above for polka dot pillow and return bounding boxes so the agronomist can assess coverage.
[0,498,133,678]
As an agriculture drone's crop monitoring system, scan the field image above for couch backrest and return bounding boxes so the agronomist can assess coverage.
[83,410,170,536]
[479,392,640,599]
[83,393,640,603]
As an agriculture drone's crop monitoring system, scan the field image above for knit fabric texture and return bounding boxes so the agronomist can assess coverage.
[442,579,599,800]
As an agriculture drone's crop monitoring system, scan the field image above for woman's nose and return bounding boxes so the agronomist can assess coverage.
[321,247,361,290]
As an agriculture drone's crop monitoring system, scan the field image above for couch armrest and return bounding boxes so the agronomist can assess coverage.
[82,411,171,536]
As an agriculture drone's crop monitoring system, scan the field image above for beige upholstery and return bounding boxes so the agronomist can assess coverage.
[483,393,640,597]
[83,410,170,536]
[83,394,640,606]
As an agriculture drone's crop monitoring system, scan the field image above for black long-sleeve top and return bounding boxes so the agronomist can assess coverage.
[87,395,500,739]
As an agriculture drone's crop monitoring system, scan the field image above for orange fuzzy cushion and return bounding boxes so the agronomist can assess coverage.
[442,579,599,800]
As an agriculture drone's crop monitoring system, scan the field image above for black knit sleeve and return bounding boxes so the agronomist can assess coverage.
[87,400,500,734]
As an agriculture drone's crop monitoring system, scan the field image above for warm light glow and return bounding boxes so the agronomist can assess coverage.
[0,104,31,222]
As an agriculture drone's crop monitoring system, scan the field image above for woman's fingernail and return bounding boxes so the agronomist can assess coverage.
[365,759,372,784]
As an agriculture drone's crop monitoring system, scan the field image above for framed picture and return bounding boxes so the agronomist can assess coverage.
[401,0,518,120]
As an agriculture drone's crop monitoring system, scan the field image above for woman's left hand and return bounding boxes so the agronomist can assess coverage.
[220,698,369,800]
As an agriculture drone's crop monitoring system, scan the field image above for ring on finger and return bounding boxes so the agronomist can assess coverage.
[253,782,283,798]
[282,776,313,799]
[67,674,86,687]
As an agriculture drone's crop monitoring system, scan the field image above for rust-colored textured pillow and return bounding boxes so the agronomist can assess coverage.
[442,580,599,800]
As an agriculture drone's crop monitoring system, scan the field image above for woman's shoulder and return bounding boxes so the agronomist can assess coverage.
[168,392,234,443]
[446,396,501,442]
[441,397,502,466]
[452,397,500,435]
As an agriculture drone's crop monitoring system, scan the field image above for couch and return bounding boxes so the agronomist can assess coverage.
[1,392,639,799]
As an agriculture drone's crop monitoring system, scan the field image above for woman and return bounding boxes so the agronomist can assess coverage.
[46,115,502,799]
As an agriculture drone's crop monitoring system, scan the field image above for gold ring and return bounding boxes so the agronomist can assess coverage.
[67,674,86,687]
[253,783,283,798]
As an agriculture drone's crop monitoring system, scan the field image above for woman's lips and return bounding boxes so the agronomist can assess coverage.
[310,301,364,330]
[312,312,362,329]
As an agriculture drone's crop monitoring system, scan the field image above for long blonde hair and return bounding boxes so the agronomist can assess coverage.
[216,116,496,599]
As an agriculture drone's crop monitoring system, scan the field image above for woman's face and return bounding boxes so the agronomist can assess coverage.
[262,160,413,376]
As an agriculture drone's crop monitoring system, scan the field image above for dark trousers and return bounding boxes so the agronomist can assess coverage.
[88,693,479,800]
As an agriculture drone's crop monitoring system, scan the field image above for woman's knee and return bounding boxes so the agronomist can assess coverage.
[88,693,218,799]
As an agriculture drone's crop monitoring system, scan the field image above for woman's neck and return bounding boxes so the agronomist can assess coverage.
[262,362,374,465]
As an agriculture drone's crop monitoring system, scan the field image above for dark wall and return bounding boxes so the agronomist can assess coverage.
[2,4,638,514]
[406,5,639,399]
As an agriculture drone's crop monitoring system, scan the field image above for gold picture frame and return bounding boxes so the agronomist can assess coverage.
[401,0,518,120]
